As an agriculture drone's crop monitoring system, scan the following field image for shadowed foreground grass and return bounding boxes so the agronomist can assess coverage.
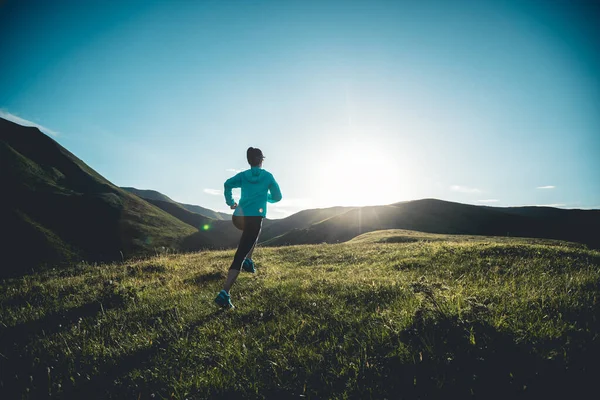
[1,231,599,399]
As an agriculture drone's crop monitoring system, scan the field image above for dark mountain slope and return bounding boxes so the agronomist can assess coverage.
[141,198,213,230]
[179,202,231,220]
[263,199,599,248]
[121,187,231,220]
[497,206,600,248]
[141,198,242,249]
[0,118,196,276]
[258,206,353,242]
[121,187,173,203]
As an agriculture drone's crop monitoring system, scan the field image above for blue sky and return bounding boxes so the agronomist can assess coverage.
[1,0,599,217]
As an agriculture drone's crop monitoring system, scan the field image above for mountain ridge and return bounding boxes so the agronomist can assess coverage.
[3,116,598,278]
[262,199,600,249]
[121,187,231,220]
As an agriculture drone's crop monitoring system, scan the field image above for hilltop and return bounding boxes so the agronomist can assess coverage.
[1,231,598,398]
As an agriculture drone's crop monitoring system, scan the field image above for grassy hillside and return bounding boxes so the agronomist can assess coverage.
[120,187,174,203]
[178,203,231,221]
[259,206,353,242]
[347,229,591,249]
[142,198,243,250]
[122,187,231,220]
[1,231,598,399]
[0,118,197,276]
[264,199,600,249]
[143,199,214,230]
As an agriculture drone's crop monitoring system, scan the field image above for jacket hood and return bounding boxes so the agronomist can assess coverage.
[243,166,263,183]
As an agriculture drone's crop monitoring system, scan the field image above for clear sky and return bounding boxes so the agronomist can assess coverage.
[1,0,599,217]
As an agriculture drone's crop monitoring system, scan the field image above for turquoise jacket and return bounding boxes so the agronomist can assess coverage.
[224,167,282,217]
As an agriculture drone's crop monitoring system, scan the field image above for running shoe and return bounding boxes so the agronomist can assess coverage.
[242,258,256,273]
[214,289,234,309]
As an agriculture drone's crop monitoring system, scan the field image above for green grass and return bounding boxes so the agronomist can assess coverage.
[1,231,599,399]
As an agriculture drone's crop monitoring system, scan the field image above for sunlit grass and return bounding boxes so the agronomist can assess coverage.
[1,232,599,398]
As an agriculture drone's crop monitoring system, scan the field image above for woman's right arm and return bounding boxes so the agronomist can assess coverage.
[267,175,282,203]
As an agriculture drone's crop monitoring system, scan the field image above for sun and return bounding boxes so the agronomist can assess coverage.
[316,138,405,207]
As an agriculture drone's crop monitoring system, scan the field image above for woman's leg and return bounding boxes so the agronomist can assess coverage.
[246,217,263,260]
[223,217,263,292]
[223,269,240,293]
[246,240,258,260]
[232,216,244,231]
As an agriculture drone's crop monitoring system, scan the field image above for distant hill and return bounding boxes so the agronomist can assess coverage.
[121,187,231,220]
[258,206,353,243]
[262,199,600,249]
[179,202,231,221]
[120,187,174,203]
[348,228,588,248]
[0,118,198,277]
[140,198,242,250]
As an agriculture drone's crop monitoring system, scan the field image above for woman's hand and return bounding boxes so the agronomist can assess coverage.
[230,203,238,210]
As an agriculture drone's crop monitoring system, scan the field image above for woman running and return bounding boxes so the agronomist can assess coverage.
[214,147,282,309]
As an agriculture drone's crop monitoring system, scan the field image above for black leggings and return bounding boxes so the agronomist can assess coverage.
[229,216,263,271]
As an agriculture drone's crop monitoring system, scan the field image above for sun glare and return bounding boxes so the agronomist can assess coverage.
[317,138,406,207]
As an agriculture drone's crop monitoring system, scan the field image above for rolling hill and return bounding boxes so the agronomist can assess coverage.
[121,187,231,220]
[0,118,199,276]
[261,199,600,249]
[258,206,353,242]
[139,197,242,250]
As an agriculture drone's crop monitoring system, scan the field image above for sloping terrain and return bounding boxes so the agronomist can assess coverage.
[263,199,600,249]
[258,206,353,242]
[1,232,598,398]
[122,187,231,220]
[0,118,196,276]
[348,228,588,248]
[120,187,174,203]
[142,198,242,250]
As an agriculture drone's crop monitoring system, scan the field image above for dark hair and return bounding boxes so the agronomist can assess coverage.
[247,147,264,167]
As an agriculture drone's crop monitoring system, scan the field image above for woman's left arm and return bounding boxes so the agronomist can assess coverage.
[224,173,242,206]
